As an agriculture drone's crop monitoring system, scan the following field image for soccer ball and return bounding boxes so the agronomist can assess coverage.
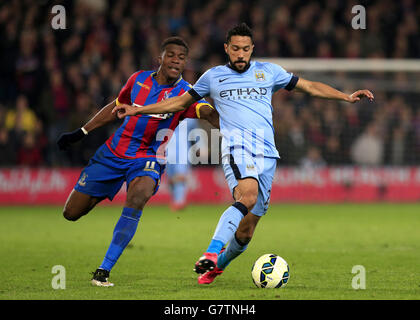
[251,254,290,288]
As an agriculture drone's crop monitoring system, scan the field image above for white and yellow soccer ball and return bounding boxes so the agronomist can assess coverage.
[251,254,290,288]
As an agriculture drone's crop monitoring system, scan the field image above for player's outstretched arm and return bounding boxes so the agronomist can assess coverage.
[57,100,118,150]
[112,92,195,119]
[295,78,374,103]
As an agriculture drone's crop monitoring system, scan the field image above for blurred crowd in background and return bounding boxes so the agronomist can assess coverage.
[0,0,419,168]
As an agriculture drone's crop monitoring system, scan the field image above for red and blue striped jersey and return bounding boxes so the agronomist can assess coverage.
[105,70,211,160]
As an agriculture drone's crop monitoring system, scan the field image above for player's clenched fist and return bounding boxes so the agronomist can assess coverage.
[112,104,139,119]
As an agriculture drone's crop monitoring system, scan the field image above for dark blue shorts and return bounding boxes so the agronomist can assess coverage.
[74,144,165,200]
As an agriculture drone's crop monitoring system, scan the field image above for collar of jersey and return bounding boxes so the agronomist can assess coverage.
[151,71,182,88]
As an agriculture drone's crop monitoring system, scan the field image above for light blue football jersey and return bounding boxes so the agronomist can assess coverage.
[189,61,298,158]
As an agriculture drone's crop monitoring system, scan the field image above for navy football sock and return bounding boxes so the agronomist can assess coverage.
[99,207,142,272]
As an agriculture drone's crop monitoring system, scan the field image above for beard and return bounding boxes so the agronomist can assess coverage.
[228,57,251,73]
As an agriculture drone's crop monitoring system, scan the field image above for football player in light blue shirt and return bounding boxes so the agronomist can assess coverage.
[113,23,374,285]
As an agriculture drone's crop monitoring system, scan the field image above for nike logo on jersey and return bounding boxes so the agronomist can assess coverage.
[219,77,229,83]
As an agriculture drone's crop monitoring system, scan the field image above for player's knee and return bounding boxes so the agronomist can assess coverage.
[240,192,258,211]
[126,177,155,210]
[63,207,82,221]
[63,190,100,222]
[171,175,186,183]
[126,190,153,210]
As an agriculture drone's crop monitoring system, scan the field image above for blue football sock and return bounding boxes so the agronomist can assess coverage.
[217,235,249,270]
[99,207,142,271]
[206,203,246,254]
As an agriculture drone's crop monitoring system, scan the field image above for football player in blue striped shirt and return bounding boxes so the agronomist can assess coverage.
[57,37,218,286]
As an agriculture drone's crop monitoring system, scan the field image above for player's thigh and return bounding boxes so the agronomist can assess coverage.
[63,189,104,221]
[125,158,165,209]
[125,176,157,210]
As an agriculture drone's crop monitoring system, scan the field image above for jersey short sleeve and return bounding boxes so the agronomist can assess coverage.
[116,71,141,105]
[188,69,212,101]
[270,63,299,92]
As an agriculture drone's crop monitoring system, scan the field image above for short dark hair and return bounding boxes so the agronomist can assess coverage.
[161,36,189,54]
[226,23,253,43]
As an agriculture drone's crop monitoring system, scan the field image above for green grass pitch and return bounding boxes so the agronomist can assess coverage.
[0,204,419,300]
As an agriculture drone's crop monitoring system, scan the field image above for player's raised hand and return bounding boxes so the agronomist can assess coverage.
[348,90,374,103]
[112,104,139,119]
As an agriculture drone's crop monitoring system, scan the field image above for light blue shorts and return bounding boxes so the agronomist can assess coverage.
[222,149,277,216]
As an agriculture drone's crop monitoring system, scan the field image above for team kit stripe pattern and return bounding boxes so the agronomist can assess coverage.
[105,71,209,159]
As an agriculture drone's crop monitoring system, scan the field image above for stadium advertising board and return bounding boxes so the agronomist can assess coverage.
[1,167,420,204]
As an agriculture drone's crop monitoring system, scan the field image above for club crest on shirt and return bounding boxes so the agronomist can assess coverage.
[246,164,256,170]
[78,172,87,187]
[255,71,265,82]
[163,91,172,100]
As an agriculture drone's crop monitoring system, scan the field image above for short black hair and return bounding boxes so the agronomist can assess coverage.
[161,36,189,54]
[226,23,253,43]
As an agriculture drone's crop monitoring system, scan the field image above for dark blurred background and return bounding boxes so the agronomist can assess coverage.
[0,0,419,168]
